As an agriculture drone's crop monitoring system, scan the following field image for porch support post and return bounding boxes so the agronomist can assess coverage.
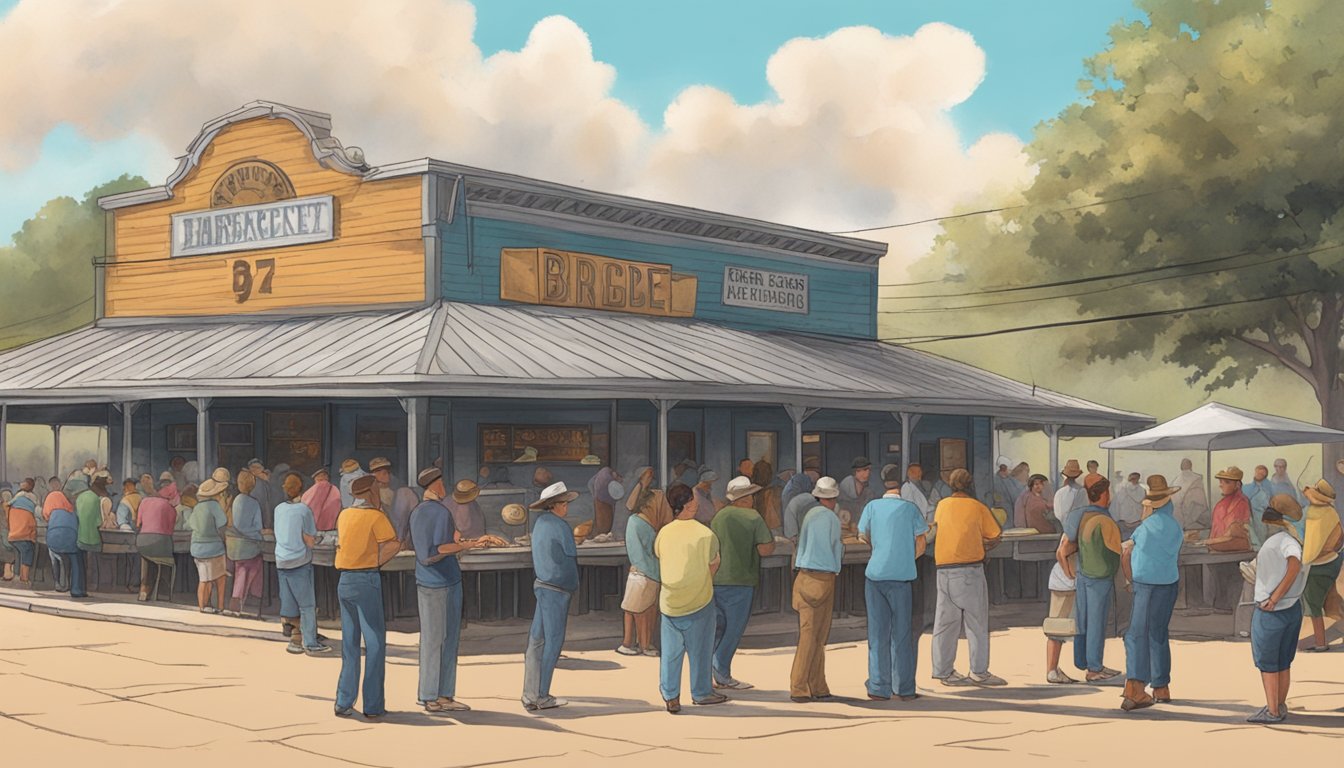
[1108,428,1119,482]
[52,424,61,479]
[119,401,141,482]
[898,412,922,477]
[190,398,212,472]
[990,417,1000,468]
[783,405,819,475]
[650,399,678,489]
[0,404,7,484]
[1044,424,1062,486]
[400,397,428,478]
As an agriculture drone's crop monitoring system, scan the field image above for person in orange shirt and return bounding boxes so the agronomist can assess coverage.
[6,494,38,586]
[333,475,400,720]
[930,468,1004,687]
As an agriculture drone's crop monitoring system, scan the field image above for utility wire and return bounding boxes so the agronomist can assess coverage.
[880,242,1343,314]
[0,297,93,336]
[881,289,1312,345]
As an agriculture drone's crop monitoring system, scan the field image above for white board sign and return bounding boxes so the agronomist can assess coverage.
[171,194,336,258]
[722,266,809,314]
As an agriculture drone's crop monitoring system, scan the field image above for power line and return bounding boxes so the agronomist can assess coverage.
[879,242,1344,314]
[881,289,1312,345]
[0,297,93,337]
[831,187,1181,235]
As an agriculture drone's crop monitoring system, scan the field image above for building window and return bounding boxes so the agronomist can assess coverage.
[745,431,778,470]
[480,424,593,464]
[266,410,324,475]
[167,424,197,453]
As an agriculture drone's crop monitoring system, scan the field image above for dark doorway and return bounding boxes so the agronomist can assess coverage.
[823,431,866,479]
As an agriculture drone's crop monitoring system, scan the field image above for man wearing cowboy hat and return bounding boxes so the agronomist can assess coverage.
[1053,460,1087,527]
[411,467,486,714]
[1198,467,1252,552]
[446,480,487,540]
[1299,479,1343,653]
[789,477,845,702]
[522,481,581,711]
[709,476,775,690]
[334,475,400,719]
[302,467,342,532]
[931,469,1006,687]
[1119,475,1184,710]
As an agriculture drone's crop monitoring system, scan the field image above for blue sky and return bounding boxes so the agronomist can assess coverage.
[0,0,1142,242]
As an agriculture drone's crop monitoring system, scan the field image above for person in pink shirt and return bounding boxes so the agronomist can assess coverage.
[135,485,180,601]
[302,468,342,531]
[1198,466,1251,552]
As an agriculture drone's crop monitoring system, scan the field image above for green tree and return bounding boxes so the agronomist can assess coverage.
[0,175,146,350]
[914,0,1344,480]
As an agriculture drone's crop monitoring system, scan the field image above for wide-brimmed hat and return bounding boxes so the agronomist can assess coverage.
[197,476,228,498]
[812,476,840,499]
[1142,475,1181,505]
[513,446,538,463]
[368,457,392,473]
[948,468,973,492]
[453,479,481,504]
[1061,459,1083,478]
[416,467,443,489]
[159,470,174,482]
[580,454,602,466]
[1267,493,1304,522]
[851,456,872,470]
[1215,466,1244,482]
[530,481,579,510]
[1304,479,1336,505]
[210,467,231,484]
[340,459,361,474]
[502,503,528,526]
[350,475,377,497]
[724,475,762,502]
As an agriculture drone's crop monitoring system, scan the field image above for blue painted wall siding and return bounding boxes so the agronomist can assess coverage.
[440,212,877,339]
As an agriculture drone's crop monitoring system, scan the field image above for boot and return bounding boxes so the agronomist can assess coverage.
[1121,680,1154,712]
[1152,686,1171,703]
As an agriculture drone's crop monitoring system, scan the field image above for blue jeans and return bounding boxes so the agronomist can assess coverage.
[865,579,916,697]
[1124,581,1178,685]
[712,585,754,683]
[335,571,386,716]
[60,550,88,597]
[49,550,67,589]
[660,603,715,702]
[523,583,572,703]
[278,564,318,649]
[417,582,464,703]
[1074,574,1113,672]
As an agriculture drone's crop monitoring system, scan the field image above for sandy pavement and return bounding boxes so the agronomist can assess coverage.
[0,607,1339,767]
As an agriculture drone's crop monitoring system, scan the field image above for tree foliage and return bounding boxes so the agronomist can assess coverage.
[0,175,147,349]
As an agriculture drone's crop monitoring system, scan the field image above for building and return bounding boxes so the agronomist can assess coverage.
[0,101,1151,532]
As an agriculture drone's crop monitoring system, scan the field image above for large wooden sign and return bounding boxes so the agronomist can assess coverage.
[500,248,696,318]
[172,194,336,258]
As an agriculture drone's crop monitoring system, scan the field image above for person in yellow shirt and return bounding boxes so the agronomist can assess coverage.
[334,475,400,720]
[654,483,727,713]
[930,469,1004,687]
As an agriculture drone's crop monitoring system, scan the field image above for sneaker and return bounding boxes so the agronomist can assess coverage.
[534,696,567,710]
[713,677,754,690]
[305,643,334,656]
[867,693,891,701]
[693,694,730,706]
[898,694,922,702]
[286,642,305,655]
[642,648,660,657]
[1246,707,1285,724]
[938,672,974,687]
[1047,669,1078,684]
[334,705,355,718]
[615,645,640,656]
[970,672,1007,687]
[435,698,471,712]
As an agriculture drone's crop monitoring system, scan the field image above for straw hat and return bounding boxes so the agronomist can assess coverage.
[453,479,481,504]
[580,455,602,466]
[1214,466,1244,482]
[1061,459,1083,478]
[197,473,229,498]
[1142,475,1181,506]
[1267,493,1304,522]
[1304,479,1336,505]
[501,503,528,526]
[812,476,840,499]
[530,481,579,510]
[368,457,392,473]
[724,475,762,502]
[340,459,361,474]
[513,446,539,463]
[350,475,377,497]
[416,467,443,489]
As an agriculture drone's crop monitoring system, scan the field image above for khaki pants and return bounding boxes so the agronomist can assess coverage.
[791,570,836,698]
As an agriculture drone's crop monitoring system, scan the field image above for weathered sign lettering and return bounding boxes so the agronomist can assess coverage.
[500,248,697,318]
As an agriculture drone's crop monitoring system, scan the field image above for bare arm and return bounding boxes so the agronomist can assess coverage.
[376,538,401,566]
[1121,543,1134,586]
[709,554,721,576]
[914,533,926,560]
[757,541,776,556]
[1056,537,1077,579]
[301,532,317,547]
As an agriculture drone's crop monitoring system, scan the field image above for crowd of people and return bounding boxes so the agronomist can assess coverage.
[1,450,1340,726]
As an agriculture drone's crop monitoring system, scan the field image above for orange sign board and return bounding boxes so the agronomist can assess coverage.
[500,248,697,318]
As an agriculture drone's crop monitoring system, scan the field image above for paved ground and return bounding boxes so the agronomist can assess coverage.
[0,596,1340,767]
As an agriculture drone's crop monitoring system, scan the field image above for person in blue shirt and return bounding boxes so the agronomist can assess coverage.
[858,464,930,701]
[411,467,484,714]
[273,473,331,656]
[521,481,580,711]
[1119,475,1185,712]
[789,477,845,703]
[1245,465,1275,547]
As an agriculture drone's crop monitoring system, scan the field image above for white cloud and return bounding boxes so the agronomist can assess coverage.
[0,1,1034,277]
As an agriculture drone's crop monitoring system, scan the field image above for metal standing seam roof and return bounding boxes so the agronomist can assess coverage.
[0,302,1152,428]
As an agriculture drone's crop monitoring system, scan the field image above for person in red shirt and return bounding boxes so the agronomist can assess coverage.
[135,485,180,601]
[1199,467,1251,552]
[302,468,342,532]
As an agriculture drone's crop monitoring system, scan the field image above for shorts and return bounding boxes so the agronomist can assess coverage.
[195,555,227,582]
[1251,603,1302,673]
[11,540,34,567]
[1042,589,1077,639]
[1302,556,1342,617]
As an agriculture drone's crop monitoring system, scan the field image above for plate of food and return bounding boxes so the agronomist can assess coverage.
[1001,527,1041,537]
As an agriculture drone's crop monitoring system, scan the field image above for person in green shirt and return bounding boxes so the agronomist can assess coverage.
[75,477,111,589]
[1075,478,1124,682]
[709,476,776,690]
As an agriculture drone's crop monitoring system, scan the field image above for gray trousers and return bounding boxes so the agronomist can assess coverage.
[417,583,463,703]
[931,565,991,678]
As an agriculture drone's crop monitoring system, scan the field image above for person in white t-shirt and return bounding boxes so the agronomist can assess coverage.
[1052,460,1088,525]
[1248,494,1308,725]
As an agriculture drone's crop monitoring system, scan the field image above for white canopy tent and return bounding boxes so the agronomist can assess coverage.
[1099,402,1344,500]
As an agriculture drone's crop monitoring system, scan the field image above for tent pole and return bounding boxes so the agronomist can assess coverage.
[1206,449,1213,511]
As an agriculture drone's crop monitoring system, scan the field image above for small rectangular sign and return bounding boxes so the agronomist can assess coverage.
[722,266,809,314]
[171,194,336,258]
